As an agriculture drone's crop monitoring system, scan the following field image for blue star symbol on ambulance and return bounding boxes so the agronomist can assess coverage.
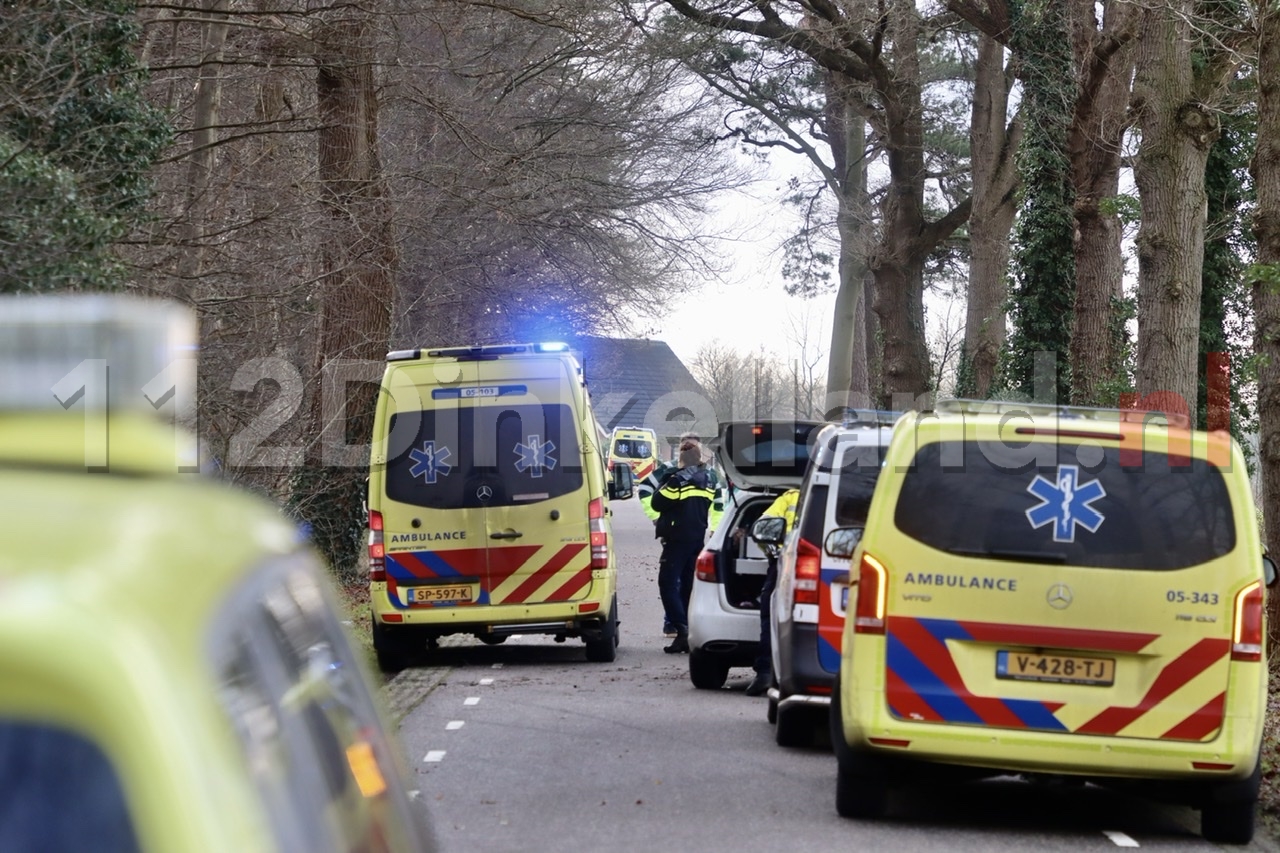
[408,441,452,484]
[1025,464,1107,543]
[514,435,557,478]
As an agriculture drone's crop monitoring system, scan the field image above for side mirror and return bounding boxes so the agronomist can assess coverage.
[1265,554,1277,588]
[824,526,864,559]
[609,462,634,500]
[751,515,787,546]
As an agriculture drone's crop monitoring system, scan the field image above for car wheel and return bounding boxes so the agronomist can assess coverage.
[767,693,778,725]
[476,633,507,645]
[830,676,890,819]
[372,619,412,674]
[1201,765,1260,845]
[585,596,619,662]
[775,702,814,748]
[689,648,729,689]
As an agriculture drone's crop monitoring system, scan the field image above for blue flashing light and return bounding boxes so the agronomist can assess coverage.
[535,341,569,352]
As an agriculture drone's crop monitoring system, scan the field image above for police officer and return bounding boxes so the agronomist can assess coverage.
[745,487,799,696]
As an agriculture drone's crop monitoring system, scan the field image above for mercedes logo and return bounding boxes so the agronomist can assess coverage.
[1046,583,1073,609]
[476,485,493,501]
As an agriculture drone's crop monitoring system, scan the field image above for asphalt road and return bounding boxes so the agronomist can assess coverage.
[393,497,1280,853]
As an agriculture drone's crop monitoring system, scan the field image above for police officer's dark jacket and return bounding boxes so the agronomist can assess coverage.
[650,465,717,543]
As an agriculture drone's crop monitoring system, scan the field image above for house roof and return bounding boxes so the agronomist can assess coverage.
[571,337,716,450]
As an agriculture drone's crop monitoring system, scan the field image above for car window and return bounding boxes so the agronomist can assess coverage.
[833,443,887,526]
[0,720,140,853]
[892,441,1236,570]
[721,422,821,480]
[211,559,427,853]
[386,403,584,508]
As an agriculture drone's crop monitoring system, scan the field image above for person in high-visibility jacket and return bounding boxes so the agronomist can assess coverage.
[639,435,723,636]
[648,438,723,654]
[746,487,799,696]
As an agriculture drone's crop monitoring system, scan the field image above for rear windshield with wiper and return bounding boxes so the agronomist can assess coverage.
[893,440,1236,570]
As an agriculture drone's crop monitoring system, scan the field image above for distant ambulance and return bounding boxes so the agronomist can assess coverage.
[609,426,659,482]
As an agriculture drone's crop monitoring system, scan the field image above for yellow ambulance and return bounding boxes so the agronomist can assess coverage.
[830,399,1273,844]
[0,295,432,853]
[367,343,632,671]
[609,426,660,482]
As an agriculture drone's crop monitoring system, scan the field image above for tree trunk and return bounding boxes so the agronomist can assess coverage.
[1068,0,1137,406]
[1131,1,1215,412]
[1252,1,1280,649]
[174,0,230,300]
[293,8,398,574]
[965,33,1018,398]
[827,84,871,414]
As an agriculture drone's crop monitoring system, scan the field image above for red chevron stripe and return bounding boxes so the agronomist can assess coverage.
[1162,692,1226,741]
[483,545,541,590]
[545,566,594,602]
[393,548,487,579]
[1076,638,1230,736]
[959,621,1159,654]
[634,461,655,480]
[892,617,1027,728]
[885,666,945,722]
[501,544,587,604]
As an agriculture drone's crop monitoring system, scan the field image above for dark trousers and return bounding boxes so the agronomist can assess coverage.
[754,556,778,674]
[658,538,703,633]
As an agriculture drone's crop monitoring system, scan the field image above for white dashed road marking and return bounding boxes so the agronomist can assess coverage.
[424,751,446,763]
[1102,830,1139,847]
[464,696,480,706]
[446,720,465,731]
[491,663,503,669]
[479,677,494,685]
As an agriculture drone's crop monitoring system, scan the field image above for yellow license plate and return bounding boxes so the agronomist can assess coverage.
[408,584,472,604]
[996,650,1115,686]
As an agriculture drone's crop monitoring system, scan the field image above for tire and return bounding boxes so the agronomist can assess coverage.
[775,702,814,748]
[767,694,778,725]
[1201,764,1260,845]
[585,596,619,662]
[830,675,890,819]
[689,648,729,689]
[477,633,507,645]
[372,619,413,674]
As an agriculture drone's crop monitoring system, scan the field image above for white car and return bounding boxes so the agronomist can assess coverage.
[686,420,825,689]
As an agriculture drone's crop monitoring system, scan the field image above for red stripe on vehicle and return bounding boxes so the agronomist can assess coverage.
[959,621,1159,654]
[501,544,587,604]
[1161,692,1227,741]
[394,548,487,579]
[483,545,541,589]
[892,617,1028,728]
[545,566,594,602]
[635,461,655,480]
[1076,638,1230,736]
[885,667,945,723]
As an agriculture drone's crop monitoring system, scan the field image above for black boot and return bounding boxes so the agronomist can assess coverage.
[745,669,771,696]
[663,630,689,654]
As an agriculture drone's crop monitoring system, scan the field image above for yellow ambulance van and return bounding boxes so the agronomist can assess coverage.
[609,426,660,482]
[0,295,432,853]
[829,399,1274,844]
[367,343,633,671]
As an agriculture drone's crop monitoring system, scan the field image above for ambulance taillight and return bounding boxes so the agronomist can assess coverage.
[793,538,822,605]
[589,498,609,568]
[854,552,887,635]
[368,510,385,582]
[1231,580,1264,662]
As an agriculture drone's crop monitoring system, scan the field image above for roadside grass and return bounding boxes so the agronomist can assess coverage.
[1260,663,1280,835]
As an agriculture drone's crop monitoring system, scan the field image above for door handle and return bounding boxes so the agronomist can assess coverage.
[490,530,524,540]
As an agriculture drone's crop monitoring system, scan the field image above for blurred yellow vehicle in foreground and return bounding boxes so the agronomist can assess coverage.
[0,295,432,853]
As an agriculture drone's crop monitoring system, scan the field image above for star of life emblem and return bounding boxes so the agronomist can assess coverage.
[1025,464,1106,543]
[408,440,452,484]
[514,434,557,478]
